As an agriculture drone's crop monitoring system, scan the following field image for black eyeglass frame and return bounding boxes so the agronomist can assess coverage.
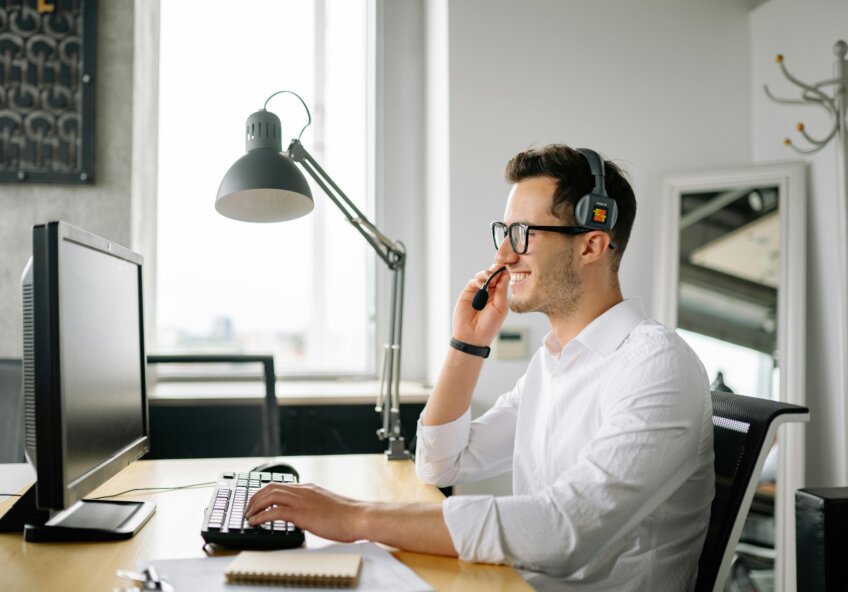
[491,221,618,254]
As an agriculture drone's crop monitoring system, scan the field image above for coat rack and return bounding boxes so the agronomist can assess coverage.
[764,39,848,591]
[765,40,847,155]
[764,39,847,234]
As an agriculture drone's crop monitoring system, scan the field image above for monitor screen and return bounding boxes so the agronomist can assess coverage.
[59,238,146,488]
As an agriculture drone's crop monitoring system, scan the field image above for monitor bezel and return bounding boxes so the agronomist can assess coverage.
[32,221,150,511]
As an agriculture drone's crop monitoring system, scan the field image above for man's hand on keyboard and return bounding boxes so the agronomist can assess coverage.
[245,483,365,543]
[245,482,456,556]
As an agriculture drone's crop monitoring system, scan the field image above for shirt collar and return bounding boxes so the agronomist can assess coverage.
[543,298,647,358]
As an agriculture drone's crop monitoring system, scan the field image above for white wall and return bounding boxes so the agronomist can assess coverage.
[131,0,161,348]
[751,0,848,486]
[0,0,137,358]
[375,0,427,382]
[425,0,753,494]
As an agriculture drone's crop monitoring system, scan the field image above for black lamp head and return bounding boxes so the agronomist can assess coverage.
[215,109,314,222]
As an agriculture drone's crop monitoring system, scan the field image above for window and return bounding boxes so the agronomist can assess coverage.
[156,0,372,376]
[678,329,777,399]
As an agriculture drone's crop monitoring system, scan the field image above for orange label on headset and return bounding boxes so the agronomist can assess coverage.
[592,207,608,223]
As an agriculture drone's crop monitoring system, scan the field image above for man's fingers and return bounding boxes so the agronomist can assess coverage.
[471,265,505,290]
[246,484,299,516]
[247,503,295,525]
[245,485,276,515]
[491,268,509,305]
[246,491,300,524]
[468,274,487,290]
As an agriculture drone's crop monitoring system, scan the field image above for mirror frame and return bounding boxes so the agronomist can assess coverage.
[656,161,807,590]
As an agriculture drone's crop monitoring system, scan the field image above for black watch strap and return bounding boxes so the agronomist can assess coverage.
[450,337,491,359]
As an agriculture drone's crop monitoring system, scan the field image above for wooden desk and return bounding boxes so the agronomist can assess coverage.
[0,455,530,591]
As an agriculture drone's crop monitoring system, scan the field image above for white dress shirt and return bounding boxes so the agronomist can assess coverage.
[416,299,714,591]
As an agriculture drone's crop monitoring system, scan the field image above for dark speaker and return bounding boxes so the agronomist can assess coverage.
[796,487,848,591]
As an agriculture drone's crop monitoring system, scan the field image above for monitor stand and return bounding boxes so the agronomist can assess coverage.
[0,482,155,542]
[0,483,49,532]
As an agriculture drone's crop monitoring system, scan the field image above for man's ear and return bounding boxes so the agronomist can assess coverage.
[580,231,612,262]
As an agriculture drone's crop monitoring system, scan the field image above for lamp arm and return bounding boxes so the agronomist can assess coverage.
[286,138,409,459]
[288,139,404,269]
[376,257,406,454]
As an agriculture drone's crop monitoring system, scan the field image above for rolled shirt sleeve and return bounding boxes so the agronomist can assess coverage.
[415,379,522,488]
[414,409,472,487]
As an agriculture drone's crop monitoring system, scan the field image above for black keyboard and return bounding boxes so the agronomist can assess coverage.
[201,470,305,549]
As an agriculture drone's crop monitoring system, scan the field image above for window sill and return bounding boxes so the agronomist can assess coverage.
[150,379,431,406]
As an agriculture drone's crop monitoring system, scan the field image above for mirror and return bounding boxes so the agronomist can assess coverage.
[656,162,806,591]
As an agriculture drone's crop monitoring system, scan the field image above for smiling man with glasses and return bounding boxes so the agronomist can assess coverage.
[245,144,713,591]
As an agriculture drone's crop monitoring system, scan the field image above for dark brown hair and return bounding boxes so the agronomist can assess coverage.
[505,144,636,271]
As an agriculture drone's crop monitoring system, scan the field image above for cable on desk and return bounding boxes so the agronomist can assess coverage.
[0,493,22,497]
[89,481,216,500]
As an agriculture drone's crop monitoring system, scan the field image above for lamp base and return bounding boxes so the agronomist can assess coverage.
[384,436,410,461]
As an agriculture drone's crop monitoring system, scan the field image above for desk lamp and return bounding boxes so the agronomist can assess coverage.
[216,91,409,460]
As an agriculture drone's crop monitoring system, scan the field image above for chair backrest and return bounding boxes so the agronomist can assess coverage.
[694,391,810,592]
[0,358,24,463]
[146,354,281,457]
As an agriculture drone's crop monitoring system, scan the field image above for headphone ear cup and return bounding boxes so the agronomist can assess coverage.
[575,193,617,230]
[575,148,617,231]
[575,194,590,226]
[608,201,619,228]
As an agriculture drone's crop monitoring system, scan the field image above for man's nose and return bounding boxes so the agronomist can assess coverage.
[495,237,518,266]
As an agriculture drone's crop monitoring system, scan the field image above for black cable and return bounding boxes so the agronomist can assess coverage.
[262,90,312,140]
[88,481,216,500]
[0,493,22,497]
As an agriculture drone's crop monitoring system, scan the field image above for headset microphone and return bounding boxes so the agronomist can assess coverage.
[472,266,507,311]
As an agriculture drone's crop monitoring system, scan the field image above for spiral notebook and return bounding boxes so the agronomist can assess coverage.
[225,551,362,587]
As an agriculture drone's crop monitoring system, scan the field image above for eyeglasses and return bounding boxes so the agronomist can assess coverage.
[491,221,593,255]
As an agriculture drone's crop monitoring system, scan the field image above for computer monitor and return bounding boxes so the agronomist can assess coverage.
[0,221,154,542]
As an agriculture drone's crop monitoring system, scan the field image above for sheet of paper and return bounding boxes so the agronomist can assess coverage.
[141,542,433,592]
[0,463,35,501]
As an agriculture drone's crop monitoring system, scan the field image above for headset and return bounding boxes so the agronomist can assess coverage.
[574,148,618,232]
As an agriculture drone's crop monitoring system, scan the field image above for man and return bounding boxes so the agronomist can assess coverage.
[246,144,714,590]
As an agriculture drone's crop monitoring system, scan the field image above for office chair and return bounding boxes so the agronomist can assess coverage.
[146,354,281,457]
[0,358,25,463]
[694,391,810,592]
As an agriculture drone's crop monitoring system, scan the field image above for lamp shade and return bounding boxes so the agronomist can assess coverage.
[216,109,314,222]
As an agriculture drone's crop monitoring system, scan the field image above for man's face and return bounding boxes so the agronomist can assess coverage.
[496,176,583,317]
